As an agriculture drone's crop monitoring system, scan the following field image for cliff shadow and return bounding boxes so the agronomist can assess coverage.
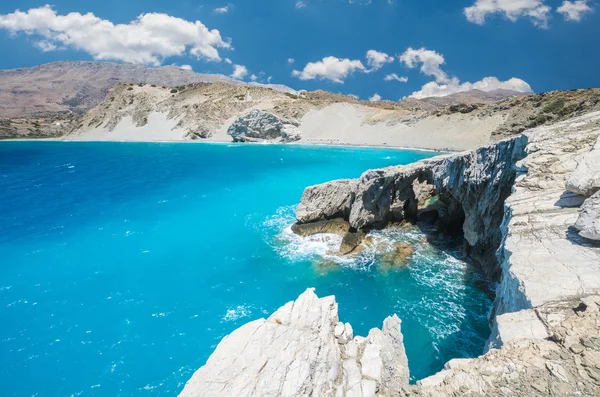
[566,225,600,248]
[554,190,586,208]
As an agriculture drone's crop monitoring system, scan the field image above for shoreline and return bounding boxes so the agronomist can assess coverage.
[0,137,454,153]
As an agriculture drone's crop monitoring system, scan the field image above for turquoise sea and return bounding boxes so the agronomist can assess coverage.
[0,142,492,396]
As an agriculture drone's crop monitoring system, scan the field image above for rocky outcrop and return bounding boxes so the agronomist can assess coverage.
[575,191,600,240]
[400,295,600,396]
[178,288,409,397]
[294,137,528,281]
[296,180,357,224]
[227,110,301,143]
[565,134,600,196]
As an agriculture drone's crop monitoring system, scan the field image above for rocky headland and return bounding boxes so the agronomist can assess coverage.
[178,112,600,396]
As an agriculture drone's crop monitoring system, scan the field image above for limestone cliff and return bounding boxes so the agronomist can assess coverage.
[295,136,527,281]
[178,288,409,397]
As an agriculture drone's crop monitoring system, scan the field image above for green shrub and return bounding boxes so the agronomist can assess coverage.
[556,103,578,117]
[285,92,299,99]
[527,113,551,128]
[170,88,178,94]
[541,98,565,114]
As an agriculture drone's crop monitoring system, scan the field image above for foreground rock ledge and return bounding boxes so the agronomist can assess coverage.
[178,292,600,397]
[178,288,409,397]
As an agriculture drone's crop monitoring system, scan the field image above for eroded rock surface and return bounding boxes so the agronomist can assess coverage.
[178,289,409,397]
[495,111,600,316]
[397,296,600,397]
[227,109,301,143]
[575,191,600,241]
[295,179,357,224]
[294,136,527,281]
[565,134,600,197]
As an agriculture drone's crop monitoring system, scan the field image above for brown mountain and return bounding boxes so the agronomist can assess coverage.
[0,61,296,118]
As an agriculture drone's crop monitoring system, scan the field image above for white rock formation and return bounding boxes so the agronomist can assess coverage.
[178,288,409,397]
[575,190,600,240]
[296,180,357,224]
[495,111,600,317]
[227,109,301,143]
[565,134,600,196]
[294,136,528,281]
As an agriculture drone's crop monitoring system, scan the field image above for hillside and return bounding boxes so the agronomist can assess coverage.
[1,61,599,149]
[0,61,296,118]
[61,81,600,150]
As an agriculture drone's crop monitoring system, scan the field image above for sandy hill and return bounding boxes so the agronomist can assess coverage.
[57,81,600,151]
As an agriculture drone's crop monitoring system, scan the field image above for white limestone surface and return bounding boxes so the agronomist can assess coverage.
[495,111,600,316]
[178,289,408,397]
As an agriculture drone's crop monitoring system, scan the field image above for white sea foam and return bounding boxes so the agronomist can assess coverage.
[264,205,491,354]
[222,305,253,322]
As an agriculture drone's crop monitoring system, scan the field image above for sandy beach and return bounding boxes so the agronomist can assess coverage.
[67,102,507,151]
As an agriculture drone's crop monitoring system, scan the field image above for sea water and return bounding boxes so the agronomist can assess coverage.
[0,142,492,396]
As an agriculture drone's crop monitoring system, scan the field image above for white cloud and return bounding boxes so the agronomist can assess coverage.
[557,0,593,21]
[231,64,248,80]
[384,73,408,82]
[400,47,532,99]
[409,76,532,99]
[347,94,359,100]
[365,50,394,71]
[34,40,57,52]
[0,5,230,66]
[295,2,307,9]
[250,74,258,82]
[224,58,232,64]
[267,76,273,83]
[288,57,295,64]
[292,56,367,83]
[369,93,382,101]
[399,47,449,83]
[180,64,193,71]
[214,6,229,14]
[464,0,551,28]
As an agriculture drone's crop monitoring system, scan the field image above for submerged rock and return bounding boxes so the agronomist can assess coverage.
[178,288,409,397]
[227,109,301,143]
[291,218,350,236]
[339,230,366,255]
[575,191,600,241]
[380,242,415,269]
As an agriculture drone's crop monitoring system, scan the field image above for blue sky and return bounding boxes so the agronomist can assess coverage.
[0,0,598,100]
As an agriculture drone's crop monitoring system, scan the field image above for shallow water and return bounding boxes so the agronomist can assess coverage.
[0,141,491,396]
